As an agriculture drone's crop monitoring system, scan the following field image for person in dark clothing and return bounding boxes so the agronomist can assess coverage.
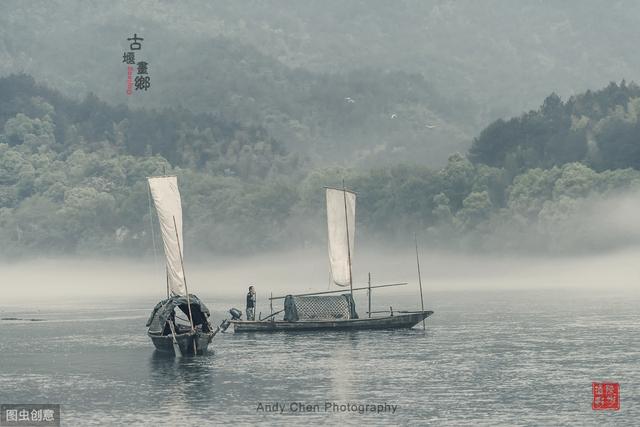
[246,285,256,321]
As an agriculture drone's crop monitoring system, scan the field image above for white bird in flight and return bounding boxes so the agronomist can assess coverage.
[425,124,438,129]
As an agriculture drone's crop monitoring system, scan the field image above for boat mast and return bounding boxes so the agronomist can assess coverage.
[414,233,426,330]
[172,216,197,355]
[173,216,194,331]
[368,272,372,318]
[166,267,170,299]
[342,179,354,298]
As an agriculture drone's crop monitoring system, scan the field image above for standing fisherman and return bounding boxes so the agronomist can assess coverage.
[246,285,257,321]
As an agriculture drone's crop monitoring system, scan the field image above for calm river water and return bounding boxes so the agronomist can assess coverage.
[0,285,637,426]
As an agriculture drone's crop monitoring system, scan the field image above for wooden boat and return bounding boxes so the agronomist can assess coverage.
[146,294,215,355]
[149,328,213,354]
[230,185,434,333]
[145,176,218,355]
[232,310,433,332]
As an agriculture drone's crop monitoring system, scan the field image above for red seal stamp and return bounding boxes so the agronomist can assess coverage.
[592,382,619,410]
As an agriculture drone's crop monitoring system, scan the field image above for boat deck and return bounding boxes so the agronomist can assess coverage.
[231,310,433,332]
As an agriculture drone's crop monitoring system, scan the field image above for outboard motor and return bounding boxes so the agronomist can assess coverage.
[219,307,243,333]
[229,308,243,320]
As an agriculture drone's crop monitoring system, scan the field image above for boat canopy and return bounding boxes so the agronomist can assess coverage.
[283,294,358,322]
[146,294,210,334]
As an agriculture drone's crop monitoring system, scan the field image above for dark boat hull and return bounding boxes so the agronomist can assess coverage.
[148,330,214,355]
[231,311,433,332]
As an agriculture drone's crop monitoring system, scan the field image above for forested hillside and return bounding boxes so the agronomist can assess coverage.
[0,1,473,167]
[2,75,640,257]
[470,82,640,173]
[4,1,640,168]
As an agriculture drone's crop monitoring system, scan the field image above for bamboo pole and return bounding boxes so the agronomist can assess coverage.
[367,310,425,314]
[414,233,426,330]
[167,320,181,356]
[166,267,170,299]
[269,282,407,300]
[173,216,197,355]
[342,180,354,298]
[259,309,284,322]
[368,272,372,318]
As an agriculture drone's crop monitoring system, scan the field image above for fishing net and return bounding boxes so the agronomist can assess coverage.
[284,294,358,322]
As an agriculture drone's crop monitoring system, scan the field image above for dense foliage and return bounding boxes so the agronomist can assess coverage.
[0,1,475,168]
[470,82,640,173]
[0,75,302,255]
[5,0,640,167]
[2,75,640,257]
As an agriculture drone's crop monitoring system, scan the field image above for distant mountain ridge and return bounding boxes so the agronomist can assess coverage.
[2,75,640,256]
[0,1,476,167]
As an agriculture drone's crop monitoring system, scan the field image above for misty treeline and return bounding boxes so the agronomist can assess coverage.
[0,1,475,169]
[12,1,640,171]
[2,75,640,256]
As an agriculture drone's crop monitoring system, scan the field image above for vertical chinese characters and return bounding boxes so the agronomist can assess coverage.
[122,33,151,94]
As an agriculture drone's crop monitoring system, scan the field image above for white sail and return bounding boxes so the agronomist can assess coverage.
[148,176,187,296]
[326,187,356,287]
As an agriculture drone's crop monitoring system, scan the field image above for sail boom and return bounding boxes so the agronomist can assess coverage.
[323,186,357,195]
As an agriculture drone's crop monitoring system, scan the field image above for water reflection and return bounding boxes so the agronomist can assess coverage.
[149,351,218,406]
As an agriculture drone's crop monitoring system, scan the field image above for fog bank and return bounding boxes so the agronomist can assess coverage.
[1,247,639,308]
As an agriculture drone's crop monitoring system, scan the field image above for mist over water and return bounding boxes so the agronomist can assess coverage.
[2,246,639,306]
[1,248,638,425]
